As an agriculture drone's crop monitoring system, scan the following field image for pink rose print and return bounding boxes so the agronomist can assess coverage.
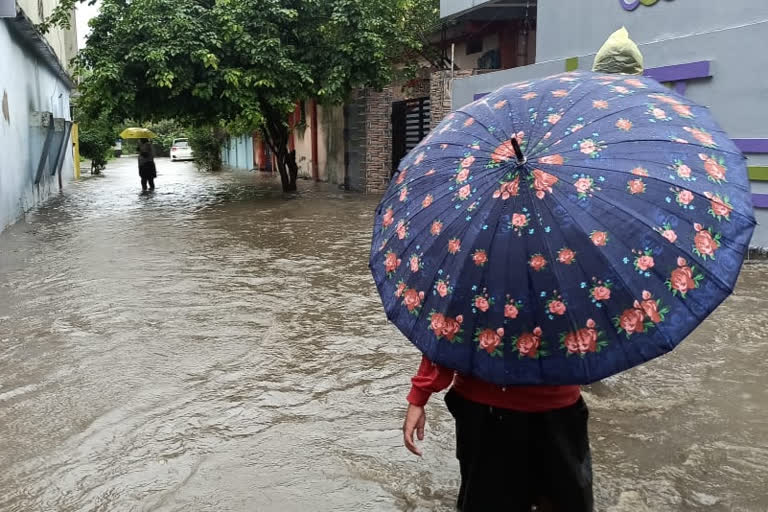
[648,94,681,105]
[414,152,426,165]
[456,167,470,184]
[574,177,594,195]
[382,207,394,228]
[426,169,437,175]
[579,140,596,155]
[529,254,547,271]
[592,286,611,301]
[532,169,558,199]
[704,192,733,220]
[512,213,528,228]
[628,178,645,195]
[676,163,692,179]
[615,118,632,131]
[563,319,600,355]
[396,169,407,185]
[632,167,649,176]
[667,257,700,297]
[403,289,425,312]
[547,113,562,125]
[652,107,667,120]
[551,89,569,98]
[591,231,608,246]
[461,155,476,168]
[636,254,655,271]
[672,103,693,118]
[458,184,472,200]
[504,303,519,319]
[409,254,421,273]
[430,313,464,342]
[399,187,408,202]
[494,100,508,110]
[436,281,450,298]
[474,296,490,312]
[677,189,694,205]
[662,229,677,243]
[477,328,504,355]
[612,86,630,94]
[549,300,567,316]
[569,123,584,133]
[384,251,401,274]
[623,78,646,88]
[430,313,446,335]
[640,290,662,323]
[491,141,516,163]
[396,220,408,240]
[516,327,543,358]
[684,127,716,147]
[558,248,575,265]
[472,249,488,267]
[699,154,727,183]
[592,99,609,109]
[618,308,645,335]
[395,281,406,298]
[430,220,443,236]
[538,154,564,166]
[448,238,461,254]
[522,92,538,100]
[422,194,434,208]
[693,223,720,259]
[493,176,520,200]
[464,117,475,127]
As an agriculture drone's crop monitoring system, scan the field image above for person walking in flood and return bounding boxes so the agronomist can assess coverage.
[138,138,156,192]
[398,28,648,512]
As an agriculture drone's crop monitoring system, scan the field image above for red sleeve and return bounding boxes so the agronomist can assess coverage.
[407,355,455,406]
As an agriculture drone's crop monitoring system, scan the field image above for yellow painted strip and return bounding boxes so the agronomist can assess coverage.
[565,57,579,72]
[72,123,80,179]
[748,166,768,181]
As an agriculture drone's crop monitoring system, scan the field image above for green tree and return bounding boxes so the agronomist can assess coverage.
[45,0,438,192]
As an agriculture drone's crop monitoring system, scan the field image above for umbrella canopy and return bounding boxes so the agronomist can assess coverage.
[120,127,156,139]
[370,71,755,386]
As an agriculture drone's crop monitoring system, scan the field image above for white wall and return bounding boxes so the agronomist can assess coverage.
[0,20,74,232]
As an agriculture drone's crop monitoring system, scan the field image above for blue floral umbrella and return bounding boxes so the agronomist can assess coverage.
[370,71,755,386]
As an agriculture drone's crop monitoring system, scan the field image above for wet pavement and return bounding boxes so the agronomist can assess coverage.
[0,156,767,512]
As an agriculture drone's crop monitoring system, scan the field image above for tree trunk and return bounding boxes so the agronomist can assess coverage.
[275,146,298,192]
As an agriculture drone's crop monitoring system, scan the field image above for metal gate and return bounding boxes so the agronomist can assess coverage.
[391,96,430,175]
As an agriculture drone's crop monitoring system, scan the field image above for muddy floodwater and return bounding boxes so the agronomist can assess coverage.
[1,157,767,511]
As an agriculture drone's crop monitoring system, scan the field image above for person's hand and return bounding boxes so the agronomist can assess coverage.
[403,403,426,456]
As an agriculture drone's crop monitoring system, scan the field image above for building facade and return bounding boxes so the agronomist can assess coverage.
[449,0,768,248]
[0,1,77,232]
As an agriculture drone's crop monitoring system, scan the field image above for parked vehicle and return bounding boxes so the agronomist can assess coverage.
[171,138,194,161]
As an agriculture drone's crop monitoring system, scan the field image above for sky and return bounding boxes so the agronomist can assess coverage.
[75,1,101,49]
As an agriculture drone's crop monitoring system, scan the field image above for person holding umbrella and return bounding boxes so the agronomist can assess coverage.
[120,127,158,192]
[372,28,755,512]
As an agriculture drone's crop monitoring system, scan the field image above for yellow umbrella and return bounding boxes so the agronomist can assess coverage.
[120,127,157,139]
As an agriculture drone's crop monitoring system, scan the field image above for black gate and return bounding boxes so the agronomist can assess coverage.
[391,96,430,175]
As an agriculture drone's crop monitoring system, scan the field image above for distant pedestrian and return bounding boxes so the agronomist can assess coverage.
[137,138,156,191]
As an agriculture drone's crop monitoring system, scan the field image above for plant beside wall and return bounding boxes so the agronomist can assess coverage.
[188,126,225,172]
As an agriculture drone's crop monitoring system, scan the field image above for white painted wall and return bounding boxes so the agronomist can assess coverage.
[0,20,74,232]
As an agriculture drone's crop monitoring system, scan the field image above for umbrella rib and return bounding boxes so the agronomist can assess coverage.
[555,138,744,162]
[543,158,755,225]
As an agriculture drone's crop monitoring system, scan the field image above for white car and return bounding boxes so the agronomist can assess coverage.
[171,138,194,161]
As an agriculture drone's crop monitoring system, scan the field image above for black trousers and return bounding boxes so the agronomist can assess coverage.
[445,389,593,512]
[141,177,155,190]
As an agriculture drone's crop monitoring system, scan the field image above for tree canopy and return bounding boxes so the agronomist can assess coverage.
[46,0,440,191]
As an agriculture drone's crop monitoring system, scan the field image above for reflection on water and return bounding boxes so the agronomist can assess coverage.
[0,158,766,511]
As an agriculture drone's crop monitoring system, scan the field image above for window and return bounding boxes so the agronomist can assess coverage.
[466,38,483,55]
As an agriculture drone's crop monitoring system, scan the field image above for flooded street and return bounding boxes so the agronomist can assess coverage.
[1,157,767,512]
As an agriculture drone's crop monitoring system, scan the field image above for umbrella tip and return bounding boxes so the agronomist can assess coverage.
[510,137,526,166]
